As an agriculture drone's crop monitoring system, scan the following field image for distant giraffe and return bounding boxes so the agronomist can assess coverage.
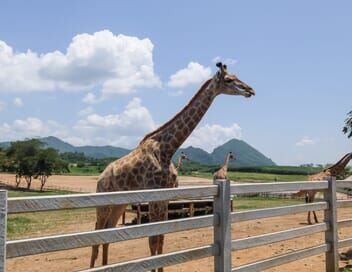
[90,62,255,269]
[213,151,235,180]
[296,152,352,224]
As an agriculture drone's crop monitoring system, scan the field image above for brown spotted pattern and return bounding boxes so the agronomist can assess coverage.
[90,63,255,270]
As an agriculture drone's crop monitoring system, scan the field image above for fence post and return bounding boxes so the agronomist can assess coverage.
[324,176,338,272]
[0,190,7,272]
[213,179,231,272]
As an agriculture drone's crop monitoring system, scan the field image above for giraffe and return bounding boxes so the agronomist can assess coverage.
[296,152,352,224]
[148,152,189,268]
[89,62,255,269]
[213,151,236,180]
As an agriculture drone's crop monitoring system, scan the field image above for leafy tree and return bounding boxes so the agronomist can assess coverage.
[343,111,352,138]
[35,148,68,191]
[6,139,43,189]
[6,139,68,190]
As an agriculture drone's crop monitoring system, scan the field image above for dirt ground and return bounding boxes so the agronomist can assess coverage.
[2,173,352,271]
[0,173,213,193]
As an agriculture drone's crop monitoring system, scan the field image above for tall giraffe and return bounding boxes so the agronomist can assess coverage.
[213,151,236,180]
[296,152,352,224]
[148,152,188,267]
[90,62,255,269]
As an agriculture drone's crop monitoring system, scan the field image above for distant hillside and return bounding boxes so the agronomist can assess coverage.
[0,136,275,166]
[176,138,275,167]
[211,139,275,167]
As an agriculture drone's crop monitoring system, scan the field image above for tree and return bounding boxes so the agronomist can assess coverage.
[35,148,68,191]
[6,139,43,189]
[343,111,352,138]
[6,139,69,190]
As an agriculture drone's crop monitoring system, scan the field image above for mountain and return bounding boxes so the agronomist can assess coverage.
[211,139,275,167]
[0,136,275,166]
[174,146,213,165]
[40,136,130,159]
[175,139,275,167]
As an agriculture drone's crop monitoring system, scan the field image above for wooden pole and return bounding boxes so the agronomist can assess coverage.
[324,176,338,272]
[213,180,231,271]
[0,190,7,272]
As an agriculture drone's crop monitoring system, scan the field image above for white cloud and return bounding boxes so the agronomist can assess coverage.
[0,117,68,141]
[183,123,242,152]
[78,106,94,117]
[296,136,316,147]
[73,97,156,146]
[167,62,211,89]
[82,92,102,104]
[13,97,23,107]
[0,30,161,97]
[212,56,237,66]
[0,97,156,148]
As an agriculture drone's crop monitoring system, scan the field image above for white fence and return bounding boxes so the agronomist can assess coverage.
[0,177,351,272]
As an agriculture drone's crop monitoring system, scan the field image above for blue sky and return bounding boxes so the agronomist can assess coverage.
[0,0,351,165]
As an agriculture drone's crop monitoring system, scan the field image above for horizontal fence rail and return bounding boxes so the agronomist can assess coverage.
[7,214,217,258]
[0,178,350,272]
[231,181,328,195]
[232,244,330,272]
[7,186,218,214]
[82,244,219,272]
[232,223,328,251]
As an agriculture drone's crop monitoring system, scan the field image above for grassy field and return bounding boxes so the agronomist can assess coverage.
[6,189,304,240]
[192,171,308,182]
[66,165,102,176]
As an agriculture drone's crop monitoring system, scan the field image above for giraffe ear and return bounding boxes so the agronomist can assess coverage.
[216,62,223,68]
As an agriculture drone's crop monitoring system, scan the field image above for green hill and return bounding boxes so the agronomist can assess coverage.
[1,136,275,166]
[211,139,275,167]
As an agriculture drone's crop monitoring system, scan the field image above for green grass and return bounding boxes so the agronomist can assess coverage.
[8,189,74,198]
[66,165,101,176]
[233,196,302,210]
[192,171,307,182]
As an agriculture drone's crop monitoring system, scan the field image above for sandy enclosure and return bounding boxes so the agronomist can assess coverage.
[1,173,352,271]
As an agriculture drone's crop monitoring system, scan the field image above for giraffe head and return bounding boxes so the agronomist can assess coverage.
[213,62,255,97]
[180,152,189,161]
[228,151,236,160]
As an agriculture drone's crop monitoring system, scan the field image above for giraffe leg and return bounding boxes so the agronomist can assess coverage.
[90,206,111,268]
[313,211,319,223]
[307,211,312,225]
[102,204,127,266]
[149,201,168,272]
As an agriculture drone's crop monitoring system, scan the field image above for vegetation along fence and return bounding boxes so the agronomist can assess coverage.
[0,177,352,271]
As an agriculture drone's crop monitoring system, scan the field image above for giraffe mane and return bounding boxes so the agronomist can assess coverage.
[139,79,213,144]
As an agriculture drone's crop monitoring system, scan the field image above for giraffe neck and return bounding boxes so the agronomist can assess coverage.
[140,79,216,160]
[324,153,352,176]
[176,157,184,172]
[222,154,231,173]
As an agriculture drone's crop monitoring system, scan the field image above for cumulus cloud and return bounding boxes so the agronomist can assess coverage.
[184,123,242,152]
[0,97,156,148]
[13,97,23,107]
[77,106,94,117]
[167,62,212,89]
[0,118,68,141]
[74,97,156,146]
[296,136,316,147]
[0,30,161,97]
